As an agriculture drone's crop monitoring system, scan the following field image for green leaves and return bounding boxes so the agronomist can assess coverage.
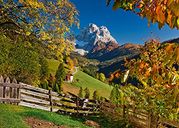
[0,0,79,59]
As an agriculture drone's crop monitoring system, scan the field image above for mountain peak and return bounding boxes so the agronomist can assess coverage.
[76,23,118,51]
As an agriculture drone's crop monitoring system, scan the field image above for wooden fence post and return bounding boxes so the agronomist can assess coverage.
[122,105,126,118]
[0,76,3,100]
[2,77,6,103]
[75,97,79,116]
[49,90,53,112]
[5,77,10,98]
[17,87,21,105]
[147,112,151,128]
[12,78,17,101]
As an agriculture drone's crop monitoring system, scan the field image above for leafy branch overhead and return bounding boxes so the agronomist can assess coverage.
[107,0,179,29]
[0,0,79,58]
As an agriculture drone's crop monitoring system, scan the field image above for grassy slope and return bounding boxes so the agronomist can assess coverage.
[70,71,112,98]
[47,59,112,98]
[0,104,90,128]
[47,59,60,75]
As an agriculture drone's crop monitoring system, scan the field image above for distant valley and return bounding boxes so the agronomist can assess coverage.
[73,23,179,78]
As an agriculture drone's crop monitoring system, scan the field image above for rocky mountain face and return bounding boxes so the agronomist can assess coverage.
[76,23,119,53]
[75,23,142,61]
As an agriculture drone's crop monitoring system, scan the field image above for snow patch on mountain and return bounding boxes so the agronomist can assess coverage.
[76,23,118,51]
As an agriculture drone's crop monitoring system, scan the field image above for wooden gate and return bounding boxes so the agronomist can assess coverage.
[0,76,21,104]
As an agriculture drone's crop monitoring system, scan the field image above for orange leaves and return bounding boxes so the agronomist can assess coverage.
[125,40,178,89]
[165,43,174,53]
[144,68,151,77]
[139,61,145,69]
[112,1,120,10]
[152,64,158,74]
[156,5,166,24]
[167,10,172,25]
[108,0,179,29]
[176,46,179,64]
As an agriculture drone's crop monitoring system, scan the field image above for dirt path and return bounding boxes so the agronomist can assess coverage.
[24,117,68,128]
[72,67,79,75]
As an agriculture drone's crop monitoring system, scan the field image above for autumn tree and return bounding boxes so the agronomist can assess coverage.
[0,0,79,59]
[107,0,179,29]
[123,39,179,120]
[66,57,74,71]
[73,58,78,66]
[55,63,65,91]
[0,37,40,85]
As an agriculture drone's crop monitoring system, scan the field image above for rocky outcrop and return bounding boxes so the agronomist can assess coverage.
[76,23,119,52]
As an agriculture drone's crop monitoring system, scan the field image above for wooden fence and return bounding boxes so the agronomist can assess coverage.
[100,102,179,128]
[0,76,99,116]
[0,76,178,127]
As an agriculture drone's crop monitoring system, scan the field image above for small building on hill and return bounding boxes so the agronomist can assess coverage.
[65,74,74,83]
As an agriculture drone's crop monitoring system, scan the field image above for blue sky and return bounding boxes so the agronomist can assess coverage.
[70,0,179,45]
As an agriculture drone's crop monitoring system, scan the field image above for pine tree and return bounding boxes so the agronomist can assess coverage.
[39,56,49,80]
[99,73,106,82]
[93,90,99,100]
[48,74,55,89]
[40,79,48,90]
[78,87,83,98]
[53,83,60,93]
[55,63,65,92]
[84,87,90,99]
[110,85,121,104]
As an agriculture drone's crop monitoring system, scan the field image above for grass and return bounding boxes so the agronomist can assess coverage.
[70,71,112,98]
[47,58,112,99]
[47,58,60,75]
[0,104,90,128]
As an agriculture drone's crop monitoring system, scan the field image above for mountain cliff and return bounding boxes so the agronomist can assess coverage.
[76,23,119,53]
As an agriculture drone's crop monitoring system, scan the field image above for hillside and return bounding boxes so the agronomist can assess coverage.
[65,71,112,98]
[47,59,112,98]
[0,104,90,128]
[47,59,61,75]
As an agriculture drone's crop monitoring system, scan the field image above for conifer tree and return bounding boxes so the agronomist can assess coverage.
[55,63,65,91]
[93,90,99,100]
[84,87,90,99]
[78,87,83,98]
[110,85,120,104]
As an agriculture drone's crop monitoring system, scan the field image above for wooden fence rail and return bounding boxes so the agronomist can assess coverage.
[100,102,179,128]
[0,76,99,116]
[0,76,178,128]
